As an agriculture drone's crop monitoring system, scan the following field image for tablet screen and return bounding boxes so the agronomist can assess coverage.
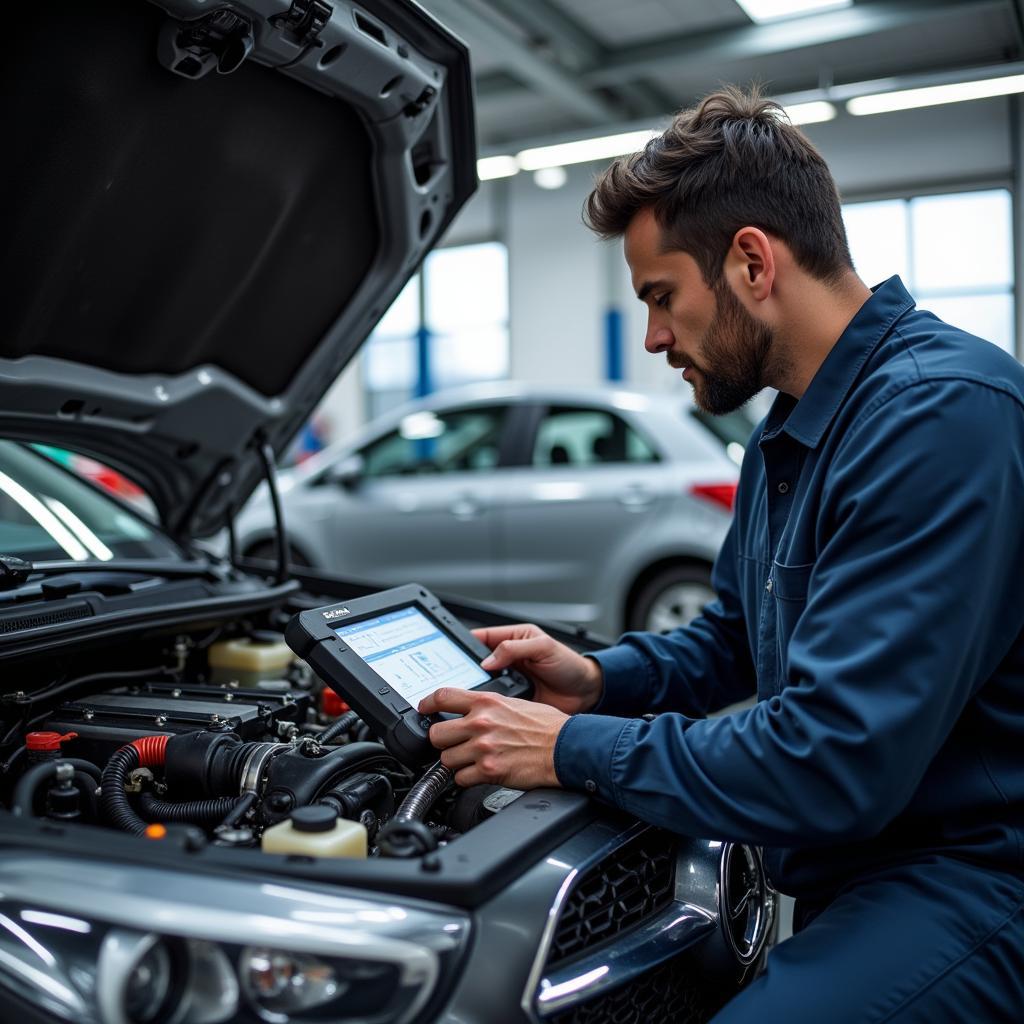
[335,606,489,707]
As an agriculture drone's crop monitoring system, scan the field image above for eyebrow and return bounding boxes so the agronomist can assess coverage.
[636,279,671,302]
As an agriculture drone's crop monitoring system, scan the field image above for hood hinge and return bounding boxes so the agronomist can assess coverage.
[270,0,334,49]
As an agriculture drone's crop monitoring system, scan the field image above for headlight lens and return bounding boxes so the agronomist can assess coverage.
[123,940,172,1023]
[0,858,469,1024]
[242,948,345,1017]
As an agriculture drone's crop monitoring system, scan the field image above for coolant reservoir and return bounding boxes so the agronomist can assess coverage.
[208,634,294,687]
[261,806,368,859]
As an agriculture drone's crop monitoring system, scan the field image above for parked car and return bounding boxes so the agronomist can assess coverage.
[0,3,774,1023]
[236,383,754,639]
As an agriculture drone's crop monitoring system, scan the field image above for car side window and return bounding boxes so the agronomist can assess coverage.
[360,407,508,477]
[532,407,659,467]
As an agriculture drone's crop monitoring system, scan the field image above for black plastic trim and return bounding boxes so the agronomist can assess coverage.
[0,788,594,909]
[0,579,299,659]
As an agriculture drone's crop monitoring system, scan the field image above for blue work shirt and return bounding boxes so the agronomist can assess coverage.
[554,276,1024,899]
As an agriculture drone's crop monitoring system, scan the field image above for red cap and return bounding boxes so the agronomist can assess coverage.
[26,731,78,752]
[320,689,349,717]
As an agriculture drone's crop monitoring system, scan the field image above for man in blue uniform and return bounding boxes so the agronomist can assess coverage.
[420,88,1024,1020]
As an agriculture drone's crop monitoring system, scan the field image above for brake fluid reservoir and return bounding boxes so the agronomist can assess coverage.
[261,806,368,859]
[208,634,294,687]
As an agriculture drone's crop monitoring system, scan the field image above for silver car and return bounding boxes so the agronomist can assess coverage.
[236,383,752,638]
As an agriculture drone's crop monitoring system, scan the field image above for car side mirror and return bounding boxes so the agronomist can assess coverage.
[325,453,364,488]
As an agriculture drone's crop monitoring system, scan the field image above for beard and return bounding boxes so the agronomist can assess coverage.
[669,278,775,415]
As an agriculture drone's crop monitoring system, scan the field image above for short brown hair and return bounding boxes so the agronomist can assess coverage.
[584,86,852,285]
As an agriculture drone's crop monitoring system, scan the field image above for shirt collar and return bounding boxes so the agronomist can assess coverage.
[762,275,916,450]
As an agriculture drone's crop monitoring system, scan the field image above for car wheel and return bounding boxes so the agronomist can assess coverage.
[628,565,716,633]
[244,540,311,568]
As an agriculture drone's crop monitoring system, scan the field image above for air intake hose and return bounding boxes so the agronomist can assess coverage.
[394,762,454,822]
[100,736,169,835]
[136,793,237,825]
[101,734,252,833]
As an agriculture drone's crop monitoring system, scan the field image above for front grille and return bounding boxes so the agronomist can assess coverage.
[547,828,677,967]
[548,954,726,1024]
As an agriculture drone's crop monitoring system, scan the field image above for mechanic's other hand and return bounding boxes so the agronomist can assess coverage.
[471,623,603,715]
[418,688,567,789]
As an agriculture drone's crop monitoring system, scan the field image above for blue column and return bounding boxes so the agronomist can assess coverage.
[415,324,433,399]
[604,306,624,382]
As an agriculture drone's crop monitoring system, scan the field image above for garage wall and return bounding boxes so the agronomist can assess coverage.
[322,95,1017,439]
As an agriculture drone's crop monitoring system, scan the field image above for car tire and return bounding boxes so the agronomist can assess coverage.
[628,565,716,633]
[243,540,312,569]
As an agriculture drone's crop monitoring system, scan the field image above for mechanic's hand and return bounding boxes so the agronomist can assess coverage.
[419,688,567,789]
[472,623,604,715]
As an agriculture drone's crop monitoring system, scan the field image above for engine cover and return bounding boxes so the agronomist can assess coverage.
[44,680,312,766]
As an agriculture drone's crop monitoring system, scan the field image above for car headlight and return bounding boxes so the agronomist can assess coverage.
[0,853,469,1024]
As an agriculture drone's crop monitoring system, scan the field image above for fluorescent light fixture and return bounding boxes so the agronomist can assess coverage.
[517,129,660,171]
[477,155,518,181]
[478,94,834,183]
[736,0,851,23]
[783,100,837,125]
[847,74,1024,116]
[533,166,567,190]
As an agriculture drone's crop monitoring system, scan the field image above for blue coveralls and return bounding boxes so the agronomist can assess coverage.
[554,277,1024,1021]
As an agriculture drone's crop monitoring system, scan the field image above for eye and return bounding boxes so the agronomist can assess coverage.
[654,292,671,309]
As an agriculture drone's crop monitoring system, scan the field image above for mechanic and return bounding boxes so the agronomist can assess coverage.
[419,87,1024,1021]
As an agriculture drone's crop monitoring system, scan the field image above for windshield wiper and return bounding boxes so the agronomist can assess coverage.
[0,555,32,590]
[0,555,225,592]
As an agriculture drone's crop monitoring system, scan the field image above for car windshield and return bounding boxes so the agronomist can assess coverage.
[0,441,181,562]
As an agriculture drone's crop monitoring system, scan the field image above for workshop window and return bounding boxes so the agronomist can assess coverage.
[364,242,510,419]
[842,189,1014,354]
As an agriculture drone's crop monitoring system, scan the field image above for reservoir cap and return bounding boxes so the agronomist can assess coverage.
[291,805,338,833]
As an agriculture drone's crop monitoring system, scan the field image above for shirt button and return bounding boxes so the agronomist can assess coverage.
[584,779,597,794]
[777,481,790,494]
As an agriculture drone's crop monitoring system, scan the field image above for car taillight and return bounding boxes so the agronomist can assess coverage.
[690,482,737,512]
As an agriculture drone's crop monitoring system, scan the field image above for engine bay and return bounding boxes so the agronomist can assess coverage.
[0,616,519,862]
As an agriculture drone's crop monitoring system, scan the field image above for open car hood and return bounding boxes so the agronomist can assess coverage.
[0,0,475,540]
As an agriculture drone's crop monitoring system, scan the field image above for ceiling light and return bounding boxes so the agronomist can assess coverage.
[516,129,660,171]
[846,74,1024,116]
[783,100,837,125]
[476,155,518,181]
[533,166,567,189]
[736,0,851,23]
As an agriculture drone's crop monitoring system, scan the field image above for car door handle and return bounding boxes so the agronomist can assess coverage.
[450,496,482,519]
[618,486,655,511]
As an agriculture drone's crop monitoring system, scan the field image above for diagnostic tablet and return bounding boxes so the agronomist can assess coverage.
[286,584,533,766]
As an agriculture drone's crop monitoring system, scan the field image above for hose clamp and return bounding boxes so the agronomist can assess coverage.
[239,742,288,796]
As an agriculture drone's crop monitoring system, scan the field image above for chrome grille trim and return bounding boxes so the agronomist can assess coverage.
[522,827,726,1021]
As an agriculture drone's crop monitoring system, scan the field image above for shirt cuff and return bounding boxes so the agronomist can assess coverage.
[554,713,636,801]
[587,644,653,717]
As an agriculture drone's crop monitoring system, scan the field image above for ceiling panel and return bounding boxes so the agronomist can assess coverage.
[550,0,748,45]
[647,5,1018,101]
[419,0,1022,149]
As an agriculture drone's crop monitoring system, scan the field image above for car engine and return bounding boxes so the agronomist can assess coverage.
[0,624,502,859]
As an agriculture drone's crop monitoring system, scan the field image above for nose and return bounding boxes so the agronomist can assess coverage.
[645,318,673,355]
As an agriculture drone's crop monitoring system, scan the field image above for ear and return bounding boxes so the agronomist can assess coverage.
[727,226,775,302]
